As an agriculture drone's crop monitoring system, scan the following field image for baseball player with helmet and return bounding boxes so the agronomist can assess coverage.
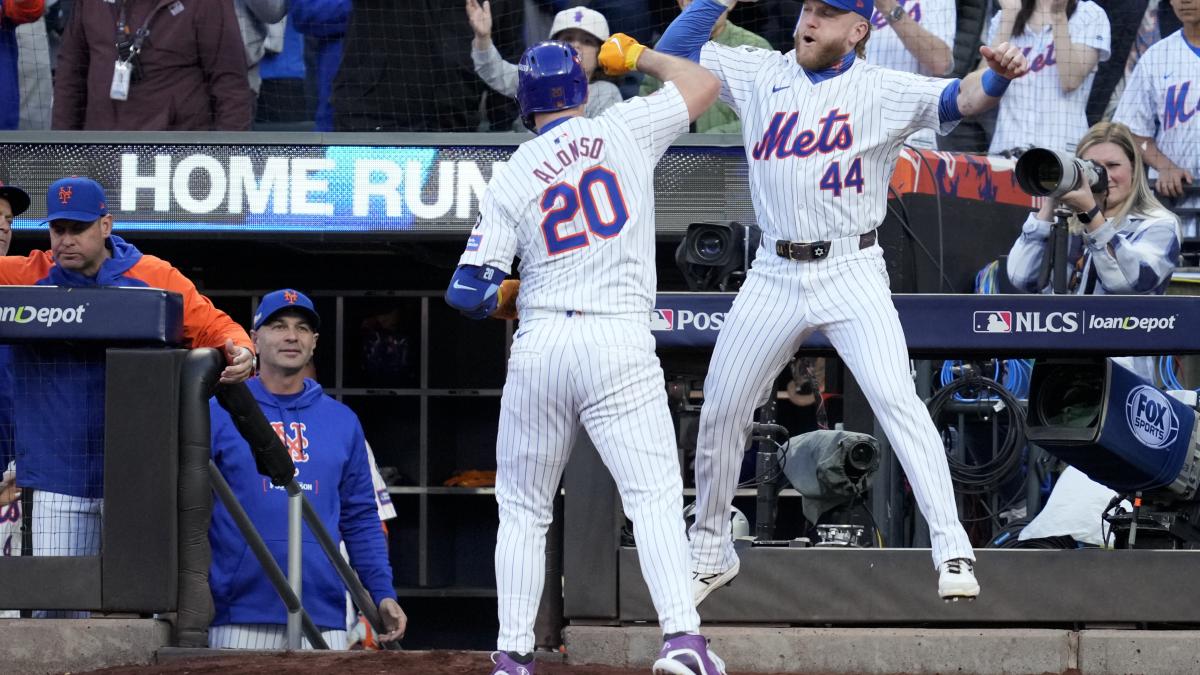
[446,37,727,675]
[652,0,1030,604]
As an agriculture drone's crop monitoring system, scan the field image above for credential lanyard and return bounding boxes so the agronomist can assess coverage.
[115,0,170,59]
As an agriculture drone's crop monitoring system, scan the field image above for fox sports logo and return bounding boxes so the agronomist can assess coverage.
[1125,386,1180,450]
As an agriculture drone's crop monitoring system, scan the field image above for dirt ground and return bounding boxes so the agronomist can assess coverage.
[78,650,801,675]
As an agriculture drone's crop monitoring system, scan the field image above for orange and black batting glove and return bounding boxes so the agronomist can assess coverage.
[599,33,645,77]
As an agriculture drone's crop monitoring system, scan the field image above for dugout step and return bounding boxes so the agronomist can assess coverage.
[613,546,1200,625]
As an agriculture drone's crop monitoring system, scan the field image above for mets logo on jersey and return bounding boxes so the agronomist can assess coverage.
[270,421,310,462]
[1164,81,1197,131]
[752,109,854,160]
[973,311,1012,333]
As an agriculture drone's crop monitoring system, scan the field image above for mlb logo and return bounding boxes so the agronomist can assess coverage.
[973,311,1012,333]
[465,234,482,251]
[650,309,674,331]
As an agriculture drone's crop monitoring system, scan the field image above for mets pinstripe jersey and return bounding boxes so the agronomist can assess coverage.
[458,82,689,313]
[984,2,1111,155]
[699,43,955,243]
[684,34,977,583]
[1113,29,1200,234]
[460,80,703,655]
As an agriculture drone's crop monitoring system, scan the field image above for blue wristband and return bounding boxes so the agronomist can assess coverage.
[982,70,1011,97]
[938,79,963,123]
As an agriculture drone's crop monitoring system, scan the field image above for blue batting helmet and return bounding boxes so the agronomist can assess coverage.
[517,41,588,131]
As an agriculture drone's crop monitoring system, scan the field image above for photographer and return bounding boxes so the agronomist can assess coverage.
[1007,122,1181,379]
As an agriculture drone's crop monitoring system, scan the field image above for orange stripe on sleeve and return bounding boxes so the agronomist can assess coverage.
[127,255,253,352]
[0,250,56,286]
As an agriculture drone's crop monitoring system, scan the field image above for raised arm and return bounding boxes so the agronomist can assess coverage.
[1047,0,1102,93]
[655,0,731,61]
[987,0,1021,52]
[874,0,953,76]
[600,35,719,122]
[467,0,519,98]
[955,42,1029,118]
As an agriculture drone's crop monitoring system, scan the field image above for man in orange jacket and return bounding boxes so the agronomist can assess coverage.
[0,177,253,615]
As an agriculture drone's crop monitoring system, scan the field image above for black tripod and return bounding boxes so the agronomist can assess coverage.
[1023,206,1080,519]
[1035,206,1076,295]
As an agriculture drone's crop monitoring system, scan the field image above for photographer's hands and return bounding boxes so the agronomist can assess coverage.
[1038,186,1104,231]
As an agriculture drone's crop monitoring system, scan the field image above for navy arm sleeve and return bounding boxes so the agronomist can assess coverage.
[655,0,726,61]
[445,265,509,320]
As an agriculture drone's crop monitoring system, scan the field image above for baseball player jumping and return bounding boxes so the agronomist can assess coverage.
[651,0,1030,604]
[447,38,728,675]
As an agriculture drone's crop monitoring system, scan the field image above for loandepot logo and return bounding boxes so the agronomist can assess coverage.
[1088,315,1177,332]
[0,304,87,327]
[1125,385,1180,449]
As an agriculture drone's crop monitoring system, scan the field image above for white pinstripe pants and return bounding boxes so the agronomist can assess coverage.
[495,312,699,653]
[690,246,974,572]
[209,623,348,650]
[32,490,103,619]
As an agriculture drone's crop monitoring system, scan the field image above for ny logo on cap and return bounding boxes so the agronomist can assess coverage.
[284,290,299,304]
[58,186,73,204]
[574,9,583,22]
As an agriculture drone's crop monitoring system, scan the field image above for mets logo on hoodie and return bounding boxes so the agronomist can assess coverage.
[270,421,310,462]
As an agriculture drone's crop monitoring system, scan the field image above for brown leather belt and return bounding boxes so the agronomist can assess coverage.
[774,230,877,261]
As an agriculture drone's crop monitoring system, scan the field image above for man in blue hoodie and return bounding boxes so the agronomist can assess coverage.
[208,288,406,649]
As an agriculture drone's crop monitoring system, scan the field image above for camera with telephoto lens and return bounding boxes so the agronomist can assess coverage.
[1015,148,1108,199]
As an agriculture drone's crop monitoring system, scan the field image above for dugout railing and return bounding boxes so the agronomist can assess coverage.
[0,287,393,649]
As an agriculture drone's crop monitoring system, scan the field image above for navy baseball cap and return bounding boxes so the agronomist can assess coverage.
[820,0,874,21]
[253,289,321,331]
[0,182,31,217]
[45,177,109,223]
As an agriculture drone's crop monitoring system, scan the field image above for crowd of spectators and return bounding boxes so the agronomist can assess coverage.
[0,2,1184,140]
[0,0,1192,241]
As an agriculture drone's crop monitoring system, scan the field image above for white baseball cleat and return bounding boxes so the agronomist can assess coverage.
[691,558,740,606]
[938,558,980,601]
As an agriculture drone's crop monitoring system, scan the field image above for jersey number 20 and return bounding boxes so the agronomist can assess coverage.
[540,166,629,255]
